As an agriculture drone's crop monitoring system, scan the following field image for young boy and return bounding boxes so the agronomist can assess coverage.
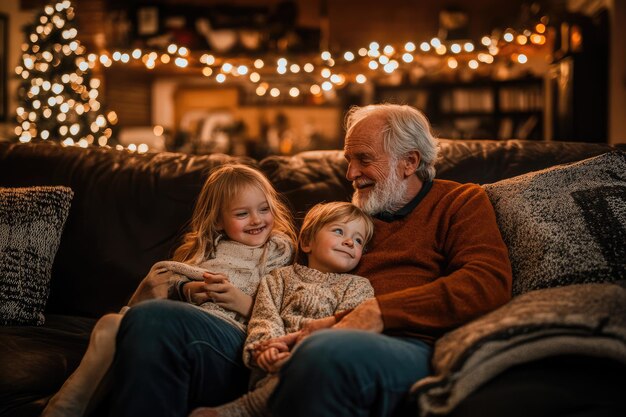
[191,201,375,417]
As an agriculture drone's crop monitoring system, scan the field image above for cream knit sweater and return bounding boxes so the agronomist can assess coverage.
[243,263,374,367]
[158,232,294,331]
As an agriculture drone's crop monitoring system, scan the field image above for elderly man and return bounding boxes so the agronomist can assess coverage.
[266,104,513,416]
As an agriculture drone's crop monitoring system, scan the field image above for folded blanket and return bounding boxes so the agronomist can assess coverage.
[411,282,626,416]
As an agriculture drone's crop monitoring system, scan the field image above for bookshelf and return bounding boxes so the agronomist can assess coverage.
[376,77,545,140]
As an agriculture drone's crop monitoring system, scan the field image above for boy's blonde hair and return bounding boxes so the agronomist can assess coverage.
[296,201,375,265]
[173,164,296,264]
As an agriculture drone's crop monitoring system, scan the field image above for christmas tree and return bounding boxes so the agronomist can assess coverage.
[14,0,116,147]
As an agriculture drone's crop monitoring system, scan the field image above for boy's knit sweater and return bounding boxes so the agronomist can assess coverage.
[243,263,374,367]
[159,232,293,331]
[353,180,513,344]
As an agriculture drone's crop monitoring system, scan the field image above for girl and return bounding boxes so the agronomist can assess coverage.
[191,201,376,417]
[42,164,296,417]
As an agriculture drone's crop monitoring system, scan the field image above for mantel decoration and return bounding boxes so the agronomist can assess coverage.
[14,1,556,150]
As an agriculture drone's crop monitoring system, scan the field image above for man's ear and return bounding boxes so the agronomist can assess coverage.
[402,151,421,177]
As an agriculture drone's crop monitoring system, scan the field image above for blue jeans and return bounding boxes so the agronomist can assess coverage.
[268,329,432,417]
[108,299,249,417]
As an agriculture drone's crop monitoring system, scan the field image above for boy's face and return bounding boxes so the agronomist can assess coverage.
[302,217,367,274]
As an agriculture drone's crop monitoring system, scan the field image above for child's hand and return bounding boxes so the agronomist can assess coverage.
[183,281,212,305]
[203,272,253,317]
[256,347,291,373]
[252,317,336,353]
[252,331,300,356]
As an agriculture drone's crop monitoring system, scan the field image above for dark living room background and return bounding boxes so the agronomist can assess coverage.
[0,0,624,157]
[1,3,626,417]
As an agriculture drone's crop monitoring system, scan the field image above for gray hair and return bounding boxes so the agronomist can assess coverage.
[344,104,439,181]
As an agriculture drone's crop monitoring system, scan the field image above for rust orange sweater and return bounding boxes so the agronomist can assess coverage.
[353,179,512,344]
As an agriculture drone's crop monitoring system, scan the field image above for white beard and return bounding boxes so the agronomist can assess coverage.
[352,162,408,215]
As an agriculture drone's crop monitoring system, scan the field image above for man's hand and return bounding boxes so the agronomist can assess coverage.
[286,315,337,344]
[333,298,384,332]
[301,315,337,334]
[203,272,253,317]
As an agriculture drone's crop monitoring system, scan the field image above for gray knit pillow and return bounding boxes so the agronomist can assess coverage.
[0,186,73,325]
[483,151,626,296]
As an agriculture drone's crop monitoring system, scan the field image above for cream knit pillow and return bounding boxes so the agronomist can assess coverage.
[0,186,73,325]
[483,151,626,296]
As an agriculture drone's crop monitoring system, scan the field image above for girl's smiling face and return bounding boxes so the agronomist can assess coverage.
[218,185,274,247]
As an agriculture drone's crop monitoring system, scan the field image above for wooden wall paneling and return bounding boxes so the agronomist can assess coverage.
[104,68,153,127]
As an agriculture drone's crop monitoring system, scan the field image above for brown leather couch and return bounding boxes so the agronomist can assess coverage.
[1,139,625,417]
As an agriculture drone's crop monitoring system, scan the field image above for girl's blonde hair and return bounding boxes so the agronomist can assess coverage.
[173,164,296,264]
[296,201,375,265]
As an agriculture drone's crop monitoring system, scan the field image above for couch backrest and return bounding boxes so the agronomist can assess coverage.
[0,139,618,317]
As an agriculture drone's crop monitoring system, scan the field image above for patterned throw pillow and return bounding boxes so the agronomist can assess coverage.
[0,186,73,325]
[483,151,626,296]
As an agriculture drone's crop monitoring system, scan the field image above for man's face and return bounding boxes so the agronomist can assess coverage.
[344,114,407,214]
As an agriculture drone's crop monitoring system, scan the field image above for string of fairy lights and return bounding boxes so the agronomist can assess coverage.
[14,0,552,150]
[96,24,549,101]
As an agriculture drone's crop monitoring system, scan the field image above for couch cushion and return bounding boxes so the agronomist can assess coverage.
[483,151,626,296]
[0,186,73,325]
[0,314,95,416]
